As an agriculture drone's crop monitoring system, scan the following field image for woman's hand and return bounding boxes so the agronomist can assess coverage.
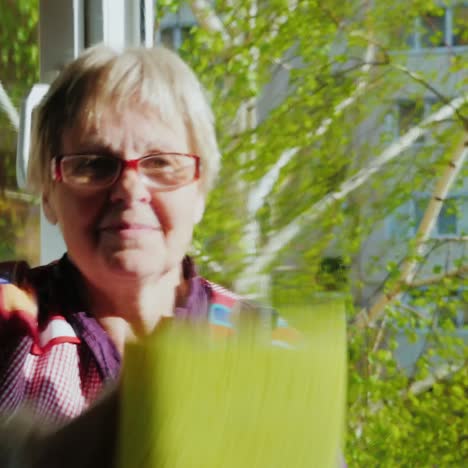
[0,282,38,340]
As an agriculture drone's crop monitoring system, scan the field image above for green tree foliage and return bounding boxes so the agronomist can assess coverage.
[160,0,468,464]
[0,0,39,263]
[0,0,466,464]
[0,0,39,103]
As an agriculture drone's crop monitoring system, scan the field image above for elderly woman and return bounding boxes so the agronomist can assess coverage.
[0,43,347,468]
[1,42,220,413]
[0,44,286,466]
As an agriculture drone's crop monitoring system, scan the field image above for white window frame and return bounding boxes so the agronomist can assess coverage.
[156,9,197,51]
[406,2,468,52]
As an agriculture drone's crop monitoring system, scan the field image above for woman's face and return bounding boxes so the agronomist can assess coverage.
[43,107,205,284]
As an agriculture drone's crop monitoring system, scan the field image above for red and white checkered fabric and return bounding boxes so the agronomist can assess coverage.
[0,320,103,425]
[206,280,241,302]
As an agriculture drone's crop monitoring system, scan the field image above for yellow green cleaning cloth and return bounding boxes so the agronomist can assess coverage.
[118,298,346,468]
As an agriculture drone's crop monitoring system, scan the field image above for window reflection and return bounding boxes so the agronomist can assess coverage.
[420,13,446,48]
[453,4,468,46]
[0,1,40,266]
[401,3,468,50]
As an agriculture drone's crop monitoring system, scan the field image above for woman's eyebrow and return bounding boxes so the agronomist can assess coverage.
[144,147,172,154]
[72,131,177,155]
[72,136,116,153]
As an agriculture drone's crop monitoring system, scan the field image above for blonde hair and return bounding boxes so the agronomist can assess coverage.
[28,44,220,193]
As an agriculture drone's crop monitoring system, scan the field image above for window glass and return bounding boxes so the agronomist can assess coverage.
[453,4,468,46]
[398,100,424,134]
[402,287,467,328]
[0,1,40,266]
[160,28,175,49]
[412,197,460,237]
[396,98,439,144]
[437,198,458,235]
[398,100,425,143]
[413,197,427,229]
[401,23,417,49]
[160,25,193,50]
[420,12,446,47]
[388,203,413,239]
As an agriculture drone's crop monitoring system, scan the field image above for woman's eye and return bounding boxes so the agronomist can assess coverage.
[74,158,98,172]
[145,156,173,170]
[78,158,98,170]
[70,156,116,178]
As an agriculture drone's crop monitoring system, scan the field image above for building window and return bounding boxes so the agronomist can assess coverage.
[420,11,447,48]
[406,3,468,49]
[398,100,426,143]
[159,24,193,50]
[157,8,196,51]
[413,196,462,237]
[453,3,468,45]
[436,200,458,235]
[401,286,467,328]
[388,195,465,239]
[390,98,437,144]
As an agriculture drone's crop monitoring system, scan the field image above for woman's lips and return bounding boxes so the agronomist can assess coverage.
[99,222,161,237]
[102,222,158,230]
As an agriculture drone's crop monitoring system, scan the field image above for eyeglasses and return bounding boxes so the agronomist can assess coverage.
[51,152,201,191]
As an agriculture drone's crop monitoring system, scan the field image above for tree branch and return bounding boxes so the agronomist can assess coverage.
[408,363,464,396]
[409,264,468,288]
[355,139,468,328]
[425,235,468,243]
[246,148,298,214]
[0,81,19,130]
[188,0,231,44]
[246,42,380,219]
[241,96,468,283]
[392,64,468,129]
[350,361,465,440]
[371,314,388,353]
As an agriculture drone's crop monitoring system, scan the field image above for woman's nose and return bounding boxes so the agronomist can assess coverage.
[109,165,152,204]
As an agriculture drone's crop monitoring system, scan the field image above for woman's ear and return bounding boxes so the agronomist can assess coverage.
[42,191,58,225]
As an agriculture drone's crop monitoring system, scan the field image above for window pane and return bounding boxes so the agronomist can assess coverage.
[160,25,193,50]
[420,12,446,47]
[160,28,175,49]
[398,100,423,133]
[437,199,458,235]
[453,5,468,46]
[413,197,427,230]
[398,100,425,143]
[0,1,40,266]
[394,22,416,49]
[180,25,193,44]
[412,197,460,237]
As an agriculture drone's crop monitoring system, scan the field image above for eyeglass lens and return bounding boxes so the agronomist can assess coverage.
[60,154,195,188]
[62,155,119,186]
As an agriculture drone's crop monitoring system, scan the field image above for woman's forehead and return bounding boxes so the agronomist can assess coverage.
[61,105,191,155]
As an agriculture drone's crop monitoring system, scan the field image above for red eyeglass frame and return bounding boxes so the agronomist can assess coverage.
[51,153,201,184]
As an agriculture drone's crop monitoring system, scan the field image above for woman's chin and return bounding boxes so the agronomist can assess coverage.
[103,251,167,280]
